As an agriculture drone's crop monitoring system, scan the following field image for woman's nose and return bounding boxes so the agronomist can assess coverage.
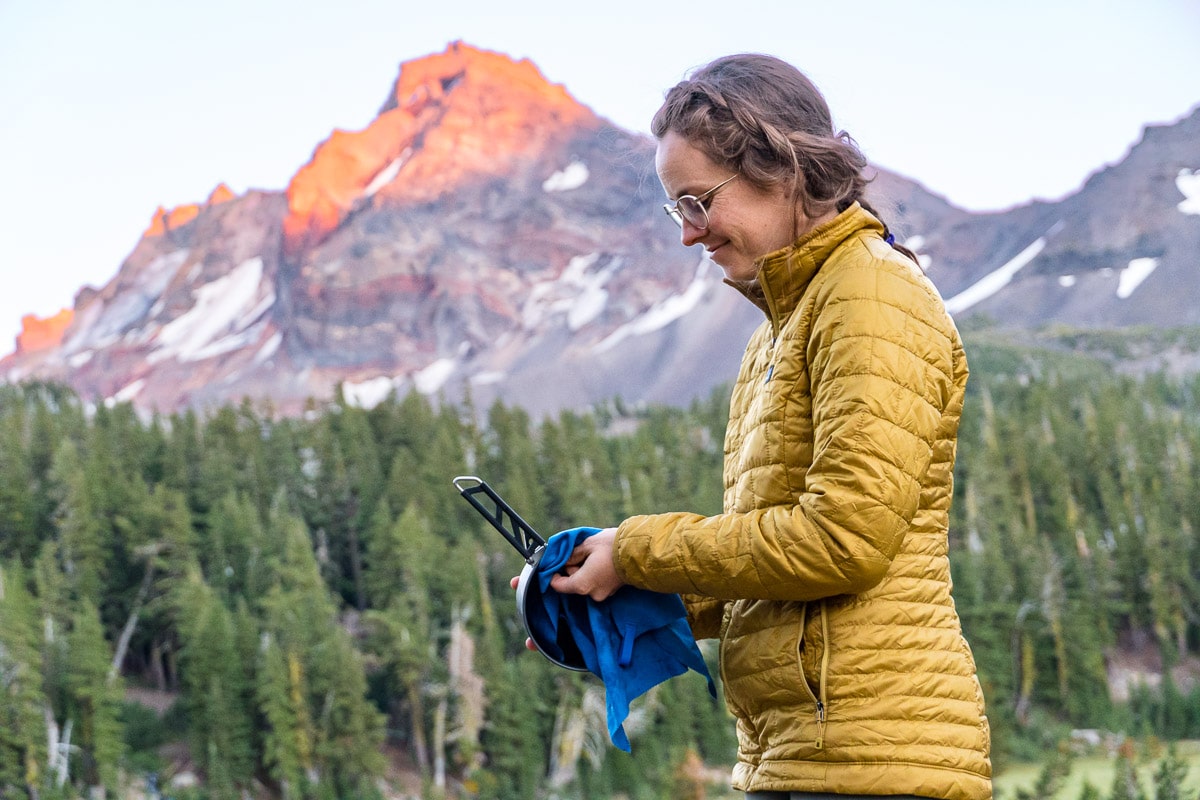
[681,219,706,247]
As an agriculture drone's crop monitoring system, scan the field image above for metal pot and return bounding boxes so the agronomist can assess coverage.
[454,475,587,671]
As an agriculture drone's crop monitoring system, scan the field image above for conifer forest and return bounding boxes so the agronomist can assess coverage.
[2,339,1200,800]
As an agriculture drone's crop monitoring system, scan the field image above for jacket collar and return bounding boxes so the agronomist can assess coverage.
[727,202,885,327]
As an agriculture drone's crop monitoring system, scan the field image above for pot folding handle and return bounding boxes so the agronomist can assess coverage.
[452,475,546,565]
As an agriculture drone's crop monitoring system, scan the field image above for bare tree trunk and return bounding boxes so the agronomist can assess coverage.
[151,640,166,691]
[110,566,155,683]
[54,717,73,789]
[447,617,485,756]
[548,689,585,789]
[164,644,178,691]
[407,681,428,777]
[44,705,61,786]
[433,693,447,791]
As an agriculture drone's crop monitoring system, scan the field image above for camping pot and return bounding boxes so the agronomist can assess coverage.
[453,476,587,671]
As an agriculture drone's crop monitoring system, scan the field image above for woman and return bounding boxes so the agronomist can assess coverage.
[543,54,992,800]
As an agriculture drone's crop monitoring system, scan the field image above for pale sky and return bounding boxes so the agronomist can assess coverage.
[1,0,1198,352]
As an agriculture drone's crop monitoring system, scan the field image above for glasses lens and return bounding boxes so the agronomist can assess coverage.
[677,197,709,229]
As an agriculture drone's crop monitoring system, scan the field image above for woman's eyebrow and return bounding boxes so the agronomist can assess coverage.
[663,181,704,201]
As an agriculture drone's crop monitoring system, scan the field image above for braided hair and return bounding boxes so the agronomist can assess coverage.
[651,54,918,264]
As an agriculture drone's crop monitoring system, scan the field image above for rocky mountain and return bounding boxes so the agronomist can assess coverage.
[3,43,1198,417]
[916,109,1200,330]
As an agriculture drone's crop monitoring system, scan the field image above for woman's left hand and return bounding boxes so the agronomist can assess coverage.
[549,527,623,602]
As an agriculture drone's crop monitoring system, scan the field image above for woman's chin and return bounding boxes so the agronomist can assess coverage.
[716,260,757,283]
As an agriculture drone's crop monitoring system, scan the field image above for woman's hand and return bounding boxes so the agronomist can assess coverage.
[509,527,624,652]
[509,575,539,651]
[549,527,623,602]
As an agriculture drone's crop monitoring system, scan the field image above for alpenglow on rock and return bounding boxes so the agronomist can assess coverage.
[3,44,1197,416]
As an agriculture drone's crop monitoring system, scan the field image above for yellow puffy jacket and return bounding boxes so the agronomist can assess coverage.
[613,204,992,800]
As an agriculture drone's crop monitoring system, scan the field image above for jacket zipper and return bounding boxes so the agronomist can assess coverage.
[815,601,829,749]
[795,601,830,749]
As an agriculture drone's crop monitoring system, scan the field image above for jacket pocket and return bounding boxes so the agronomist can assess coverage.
[723,600,819,722]
[796,602,819,701]
[796,600,828,748]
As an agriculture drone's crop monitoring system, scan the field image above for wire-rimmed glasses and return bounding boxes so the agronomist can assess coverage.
[662,175,738,229]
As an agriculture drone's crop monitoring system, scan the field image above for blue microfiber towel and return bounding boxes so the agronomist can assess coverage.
[523,526,716,751]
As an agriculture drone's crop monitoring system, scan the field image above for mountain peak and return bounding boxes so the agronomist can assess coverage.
[13,308,73,356]
[379,41,591,121]
[144,183,238,237]
[283,41,601,256]
[5,45,1195,416]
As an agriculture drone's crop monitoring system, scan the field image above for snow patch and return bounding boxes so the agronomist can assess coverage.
[569,283,608,330]
[902,236,930,270]
[106,379,145,407]
[471,371,505,385]
[364,149,410,198]
[596,259,714,352]
[414,358,456,395]
[68,350,94,368]
[184,321,269,362]
[343,376,398,409]
[523,253,620,331]
[1059,275,1076,288]
[140,250,191,299]
[253,332,282,365]
[69,250,190,351]
[1117,258,1158,299]
[543,161,589,192]
[1177,168,1200,214]
[944,236,1048,315]
[237,291,276,331]
[149,258,270,363]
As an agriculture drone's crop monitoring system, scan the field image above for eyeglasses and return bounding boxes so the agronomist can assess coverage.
[662,175,738,230]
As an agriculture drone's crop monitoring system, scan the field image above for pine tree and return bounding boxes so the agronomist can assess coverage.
[65,600,124,794]
[49,438,107,603]
[363,503,437,774]
[1151,743,1190,800]
[0,561,50,798]
[1013,744,1073,800]
[258,634,312,800]
[480,659,554,800]
[174,569,256,797]
[257,507,386,796]
[0,410,40,565]
[204,490,270,603]
[1108,749,1149,800]
[478,401,546,532]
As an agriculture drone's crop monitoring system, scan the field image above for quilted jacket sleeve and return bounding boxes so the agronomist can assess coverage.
[681,594,727,640]
[613,240,958,602]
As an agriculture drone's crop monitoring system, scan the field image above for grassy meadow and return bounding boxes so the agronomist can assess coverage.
[994,741,1200,799]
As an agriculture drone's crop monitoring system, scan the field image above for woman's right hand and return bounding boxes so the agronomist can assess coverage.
[509,575,538,652]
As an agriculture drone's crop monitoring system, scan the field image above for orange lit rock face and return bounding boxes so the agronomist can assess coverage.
[207,183,235,205]
[145,183,237,237]
[15,308,73,354]
[282,42,599,257]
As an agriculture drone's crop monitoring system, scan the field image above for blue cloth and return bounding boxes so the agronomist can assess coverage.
[523,526,716,751]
